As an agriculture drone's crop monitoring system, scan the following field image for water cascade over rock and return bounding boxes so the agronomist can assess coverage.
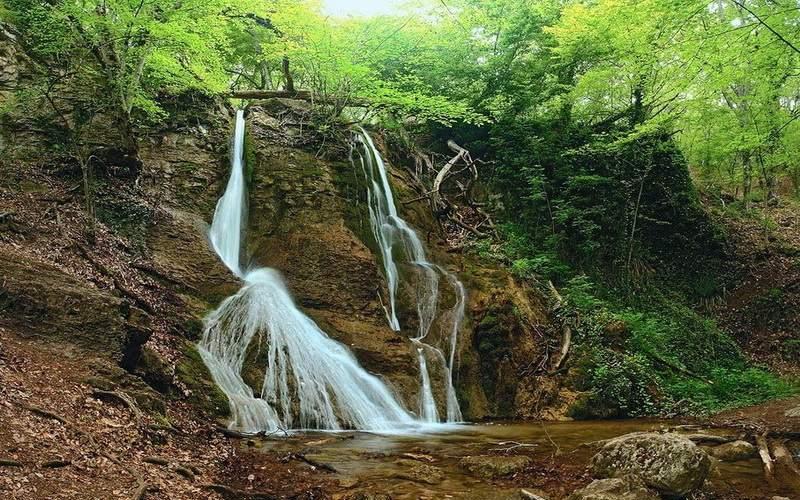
[198,111,416,432]
[351,129,464,423]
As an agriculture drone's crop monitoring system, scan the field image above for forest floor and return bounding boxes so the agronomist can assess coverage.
[710,199,800,377]
[0,328,333,500]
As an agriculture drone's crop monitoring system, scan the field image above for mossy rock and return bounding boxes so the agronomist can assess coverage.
[175,342,230,419]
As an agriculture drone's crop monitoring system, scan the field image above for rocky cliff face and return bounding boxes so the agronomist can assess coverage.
[0,90,558,422]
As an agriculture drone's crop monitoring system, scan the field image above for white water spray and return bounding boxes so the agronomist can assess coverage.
[199,111,416,433]
[352,128,464,423]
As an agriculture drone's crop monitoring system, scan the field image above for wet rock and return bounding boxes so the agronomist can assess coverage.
[135,346,174,393]
[591,432,710,497]
[459,455,532,479]
[567,475,659,500]
[392,459,444,484]
[708,440,757,462]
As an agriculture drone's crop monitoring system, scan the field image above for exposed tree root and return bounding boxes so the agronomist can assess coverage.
[15,401,151,500]
[92,389,143,421]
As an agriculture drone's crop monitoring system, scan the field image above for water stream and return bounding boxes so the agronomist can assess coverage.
[198,111,418,433]
[351,129,464,423]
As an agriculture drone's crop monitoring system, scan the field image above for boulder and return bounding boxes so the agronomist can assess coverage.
[567,476,659,500]
[708,440,757,462]
[591,432,710,497]
[459,455,532,479]
[392,459,444,484]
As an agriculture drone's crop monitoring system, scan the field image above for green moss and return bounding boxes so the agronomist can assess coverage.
[175,342,230,419]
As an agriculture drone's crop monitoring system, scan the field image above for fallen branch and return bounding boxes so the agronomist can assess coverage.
[644,350,713,385]
[521,490,548,500]
[201,483,279,500]
[490,441,538,453]
[41,459,71,468]
[756,433,774,480]
[770,439,800,490]
[547,281,572,373]
[682,433,736,444]
[281,452,338,473]
[0,459,23,467]
[227,89,369,107]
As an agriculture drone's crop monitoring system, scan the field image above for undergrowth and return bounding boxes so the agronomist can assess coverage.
[468,223,798,418]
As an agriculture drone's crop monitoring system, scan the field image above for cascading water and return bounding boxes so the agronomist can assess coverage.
[199,111,416,433]
[352,128,464,423]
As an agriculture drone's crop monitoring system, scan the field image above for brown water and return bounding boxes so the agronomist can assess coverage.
[255,420,789,499]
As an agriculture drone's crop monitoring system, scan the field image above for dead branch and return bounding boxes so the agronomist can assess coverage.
[281,452,338,473]
[756,433,774,480]
[0,459,23,467]
[41,459,72,468]
[201,483,279,500]
[547,281,572,373]
[490,441,538,453]
[227,89,369,107]
[682,433,736,444]
[770,439,800,490]
[521,490,548,500]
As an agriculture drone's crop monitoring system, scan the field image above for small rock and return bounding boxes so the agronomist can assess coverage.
[567,475,659,500]
[591,432,710,497]
[459,455,532,479]
[708,440,757,462]
[392,459,443,484]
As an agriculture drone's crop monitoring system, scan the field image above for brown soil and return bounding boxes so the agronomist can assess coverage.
[0,329,334,499]
[711,200,800,377]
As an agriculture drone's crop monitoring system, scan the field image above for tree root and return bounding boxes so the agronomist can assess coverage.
[16,400,151,500]
[92,389,143,422]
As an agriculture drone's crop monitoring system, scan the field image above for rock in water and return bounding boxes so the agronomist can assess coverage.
[459,455,532,479]
[392,459,444,484]
[708,440,757,462]
[567,475,659,500]
[591,432,710,497]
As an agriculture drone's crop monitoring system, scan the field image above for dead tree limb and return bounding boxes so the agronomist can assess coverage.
[548,281,572,373]
[756,433,774,480]
[202,483,279,500]
[281,452,338,473]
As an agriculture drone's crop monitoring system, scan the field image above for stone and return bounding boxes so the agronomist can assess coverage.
[591,432,711,497]
[785,406,800,418]
[459,455,532,479]
[392,459,443,484]
[567,476,659,500]
[708,440,757,462]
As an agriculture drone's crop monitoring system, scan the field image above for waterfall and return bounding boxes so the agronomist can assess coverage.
[352,128,465,423]
[198,111,416,433]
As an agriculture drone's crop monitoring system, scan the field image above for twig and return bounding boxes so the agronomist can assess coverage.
[281,452,337,473]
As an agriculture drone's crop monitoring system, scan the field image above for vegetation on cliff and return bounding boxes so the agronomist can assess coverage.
[1,0,798,420]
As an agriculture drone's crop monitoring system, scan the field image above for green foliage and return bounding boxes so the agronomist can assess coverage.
[668,368,798,413]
